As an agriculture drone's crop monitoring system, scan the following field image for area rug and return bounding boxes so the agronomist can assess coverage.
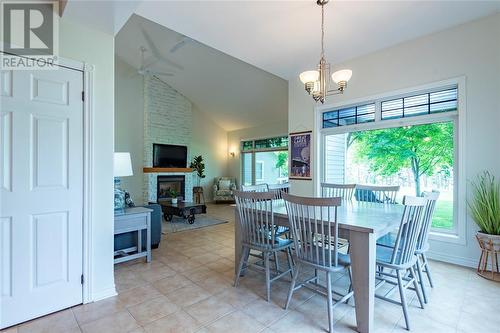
[162,215,228,234]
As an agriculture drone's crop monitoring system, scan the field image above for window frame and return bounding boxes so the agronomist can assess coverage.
[255,161,264,182]
[240,135,289,186]
[314,77,466,245]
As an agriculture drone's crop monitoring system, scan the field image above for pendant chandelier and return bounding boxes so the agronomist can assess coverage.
[299,0,352,104]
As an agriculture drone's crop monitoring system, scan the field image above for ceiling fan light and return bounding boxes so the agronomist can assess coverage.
[299,70,320,84]
[331,69,353,84]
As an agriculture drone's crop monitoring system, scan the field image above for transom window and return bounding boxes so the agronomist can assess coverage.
[381,88,458,120]
[323,104,375,128]
[322,86,458,129]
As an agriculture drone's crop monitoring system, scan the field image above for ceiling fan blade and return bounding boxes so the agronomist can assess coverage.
[140,27,184,71]
[170,37,190,53]
[154,72,174,77]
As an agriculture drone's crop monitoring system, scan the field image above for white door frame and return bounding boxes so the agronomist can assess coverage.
[0,52,96,305]
[44,57,96,304]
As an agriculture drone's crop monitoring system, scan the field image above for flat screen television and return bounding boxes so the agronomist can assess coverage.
[153,144,187,168]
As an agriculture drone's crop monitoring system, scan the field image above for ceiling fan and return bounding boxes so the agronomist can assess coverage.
[140,27,184,71]
[137,46,174,77]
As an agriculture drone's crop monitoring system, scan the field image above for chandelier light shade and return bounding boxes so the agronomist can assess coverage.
[299,0,353,104]
[331,69,353,84]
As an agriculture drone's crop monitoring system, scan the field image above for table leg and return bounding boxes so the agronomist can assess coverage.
[235,209,242,275]
[138,229,142,257]
[146,214,151,262]
[349,230,375,333]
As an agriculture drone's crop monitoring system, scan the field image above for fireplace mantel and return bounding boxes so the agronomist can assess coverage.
[143,167,194,173]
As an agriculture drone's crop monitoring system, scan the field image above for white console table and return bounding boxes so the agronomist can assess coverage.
[114,207,152,264]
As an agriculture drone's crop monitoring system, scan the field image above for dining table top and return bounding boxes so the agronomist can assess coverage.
[267,199,405,236]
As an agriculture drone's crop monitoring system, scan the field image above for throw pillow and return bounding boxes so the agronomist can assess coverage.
[219,179,231,190]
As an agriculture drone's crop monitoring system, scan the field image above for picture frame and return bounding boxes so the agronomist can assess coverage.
[289,130,312,180]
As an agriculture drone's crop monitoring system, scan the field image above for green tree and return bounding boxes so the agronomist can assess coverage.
[274,151,289,177]
[351,123,453,195]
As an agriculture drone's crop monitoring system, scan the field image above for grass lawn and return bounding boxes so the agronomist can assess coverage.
[431,200,454,230]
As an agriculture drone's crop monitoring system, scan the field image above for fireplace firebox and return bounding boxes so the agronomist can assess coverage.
[157,175,185,200]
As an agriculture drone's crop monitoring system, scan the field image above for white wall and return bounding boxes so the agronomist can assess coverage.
[227,120,288,187]
[59,18,116,300]
[288,14,500,267]
[115,57,144,205]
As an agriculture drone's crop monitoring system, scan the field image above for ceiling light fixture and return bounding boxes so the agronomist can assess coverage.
[299,0,352,104]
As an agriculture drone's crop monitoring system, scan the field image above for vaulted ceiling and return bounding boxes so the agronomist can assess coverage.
[65,1,500,130]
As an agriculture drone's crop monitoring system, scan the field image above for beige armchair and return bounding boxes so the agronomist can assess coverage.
[213,177,237,203]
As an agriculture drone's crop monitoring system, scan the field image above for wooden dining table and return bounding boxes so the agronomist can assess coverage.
[234,200,404,333]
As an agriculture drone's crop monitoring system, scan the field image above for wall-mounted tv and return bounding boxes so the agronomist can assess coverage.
[153,144,187,168]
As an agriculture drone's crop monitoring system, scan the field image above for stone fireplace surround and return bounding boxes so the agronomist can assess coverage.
[143,76,194,204]
[144,171,193,204]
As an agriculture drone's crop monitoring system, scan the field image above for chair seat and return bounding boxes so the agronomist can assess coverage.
[246,237,293,251]
[297,245,351,271]
[378,233,429,255]
[276,226,290,235]
[377,232,397,248]
[376,245,417,269]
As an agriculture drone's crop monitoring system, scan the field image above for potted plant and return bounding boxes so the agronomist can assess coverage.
[190,155,206,187]
[469,171,500,281]
[169,189,179,204]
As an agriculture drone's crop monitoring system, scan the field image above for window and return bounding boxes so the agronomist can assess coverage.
[241,136,289,185]
[323,103,375,128]
[381,88,457,120]
[320,83,462,239]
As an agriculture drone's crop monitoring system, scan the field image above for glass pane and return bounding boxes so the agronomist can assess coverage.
[430,88,457,103]
[323,119,339,128]
[324,122,455,230]
[404,105,428,117]
[357,113,375,124]
[241,152,253,186]
[338,117,356,126]
[241,141,253,151]
[357,104,375,114]
[404,94,429,108]
[254,151,289,185]
[254,136,288,149]
[382,99,403,111]
[338,107,356,118]
[382,108,403,120]
[430,100,457,114]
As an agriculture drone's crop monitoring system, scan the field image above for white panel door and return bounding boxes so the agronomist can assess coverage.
[0,63,84,328]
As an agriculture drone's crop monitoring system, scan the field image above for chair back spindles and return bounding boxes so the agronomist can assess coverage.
[390,196,427,266]
[283,192,341,270]
[417,191,440,251]
[269,183,290,200]
[321,183,356,200]
[234,190,276,248]
[241,184,269,192]
[355,184,400,204]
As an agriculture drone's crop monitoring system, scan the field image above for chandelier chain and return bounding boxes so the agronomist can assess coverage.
[321,3,325,57]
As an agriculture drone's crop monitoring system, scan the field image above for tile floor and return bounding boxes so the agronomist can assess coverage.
[3,203,500,333]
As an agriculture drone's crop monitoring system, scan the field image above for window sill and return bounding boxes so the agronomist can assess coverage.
[429,230,466,245]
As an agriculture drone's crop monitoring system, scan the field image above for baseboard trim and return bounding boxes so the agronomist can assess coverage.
[426,250,477,269]
[90,285,117,303]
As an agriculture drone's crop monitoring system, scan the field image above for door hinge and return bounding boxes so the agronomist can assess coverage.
[81,91,85,102]
[81,274,84,284]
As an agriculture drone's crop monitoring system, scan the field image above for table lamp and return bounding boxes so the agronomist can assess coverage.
[114,152,133,215]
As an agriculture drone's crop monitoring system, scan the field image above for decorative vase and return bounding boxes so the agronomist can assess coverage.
[476,231,500,282]
[171,198,178,204]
